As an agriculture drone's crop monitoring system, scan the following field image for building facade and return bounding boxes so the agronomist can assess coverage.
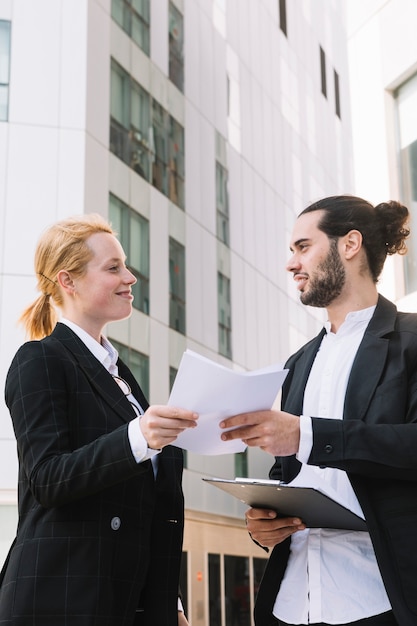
[347,0,417,308]
[0,1,354,624]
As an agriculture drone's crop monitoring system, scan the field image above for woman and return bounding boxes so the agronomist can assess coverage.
[0,214,196,626]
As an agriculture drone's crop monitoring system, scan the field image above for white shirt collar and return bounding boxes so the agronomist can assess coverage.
[324,304,376,335]
[59,318,119,373]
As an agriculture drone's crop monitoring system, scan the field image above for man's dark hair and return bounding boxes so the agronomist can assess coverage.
[300,195,410,283]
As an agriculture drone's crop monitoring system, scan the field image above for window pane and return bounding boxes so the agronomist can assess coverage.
[110,61,130,164]
[111,0,150,56]
[130,211,150,313]
[111,61,129,127]
[109,194,149,314]
[0,20,11,121]
[132,0,150,22]
[0,85,8,121]
[168,117,185,207]
[108,339,149,399]
[129,348,149,398]
[218,272,232,358]
[234,450,248,477]
[169,2,184,92]
[130,83,151,179]
[109,194,122,237]
[0,21,11,84]
[111,0,125,29]
[334,69,341,118]
[130,212,149,277]
[208,554,221,626]
[216,162,229,245]
[131,12,150,54]
[320,46,327,97]
[224,555,251,626]
[253,557,268,602]
[169,238,186,334]
[279,0,287,36]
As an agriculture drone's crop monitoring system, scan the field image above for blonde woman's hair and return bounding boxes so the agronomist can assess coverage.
[20,213,114,340]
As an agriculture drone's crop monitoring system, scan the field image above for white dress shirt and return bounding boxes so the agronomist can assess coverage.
[60,319,160,466]
[273,306,391,624]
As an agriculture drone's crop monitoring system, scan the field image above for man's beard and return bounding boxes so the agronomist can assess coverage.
[300,239,346,308]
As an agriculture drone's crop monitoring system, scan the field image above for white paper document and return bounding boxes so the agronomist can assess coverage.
[168,350,288,455]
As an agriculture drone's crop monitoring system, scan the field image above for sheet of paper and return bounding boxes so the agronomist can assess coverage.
[168,350,288,455]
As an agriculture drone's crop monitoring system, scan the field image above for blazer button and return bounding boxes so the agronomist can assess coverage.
[111,516,121,531]
[324,444,333,454]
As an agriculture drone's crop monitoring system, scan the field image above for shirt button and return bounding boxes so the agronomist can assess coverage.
[324,444,333,454]
[111,516,121,531]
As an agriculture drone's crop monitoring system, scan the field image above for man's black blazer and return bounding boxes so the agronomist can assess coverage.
[254,295,417,626]
[0,323,184,626]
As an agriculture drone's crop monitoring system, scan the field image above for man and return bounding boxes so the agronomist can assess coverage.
[220,195,417,626]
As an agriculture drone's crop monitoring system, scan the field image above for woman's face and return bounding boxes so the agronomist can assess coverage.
[62,232,137,339]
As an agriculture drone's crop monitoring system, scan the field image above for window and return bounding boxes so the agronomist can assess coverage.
[234,450,248,478]
[169,2,184,92]
[279,0,287,37]
[253,558,267,600]
[152,101,185,208]
[224,555,251,626]
[110,59,185,209]
[395,73,417,294]
[169,238,186,334]
[320,46,327,98]
[208,553,221,626]
[216,163,229,244]
[0,20,11,122]
[169,366,177,391]
[111,0,150,55]
[218,272,232,358]
[216,133,229,246]
[334,69,341,118]
[208,553,268,626]
[110,59,152,180]
[109,194,150,314]
[109,339,150,398]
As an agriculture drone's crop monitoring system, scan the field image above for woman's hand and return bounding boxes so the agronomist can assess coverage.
[140,406,198,450]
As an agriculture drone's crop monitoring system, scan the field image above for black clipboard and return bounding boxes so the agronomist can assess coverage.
[203,477,367,531]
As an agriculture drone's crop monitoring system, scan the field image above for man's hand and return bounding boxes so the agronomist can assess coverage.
[220,410,300,456]
[245,508,305,548]
[140,406,198,450]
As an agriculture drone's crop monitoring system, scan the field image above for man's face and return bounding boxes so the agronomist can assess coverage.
[286,210,346,308]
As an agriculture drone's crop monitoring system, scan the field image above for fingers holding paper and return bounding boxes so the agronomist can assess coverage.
[140,406,198,450]
[220,410,300,456]
[245,508,306,548]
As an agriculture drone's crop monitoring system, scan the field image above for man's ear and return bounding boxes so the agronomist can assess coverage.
[341,229,362,260]
[56,270,75,295]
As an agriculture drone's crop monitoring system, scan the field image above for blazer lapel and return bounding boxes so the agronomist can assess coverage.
[285,296,397,423]
[283,329,326,415]
[344,294,396,421]
[51,323,137,424]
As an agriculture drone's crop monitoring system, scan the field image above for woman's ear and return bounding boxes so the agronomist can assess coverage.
[56,270,76,295]
[341,229,362,260]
